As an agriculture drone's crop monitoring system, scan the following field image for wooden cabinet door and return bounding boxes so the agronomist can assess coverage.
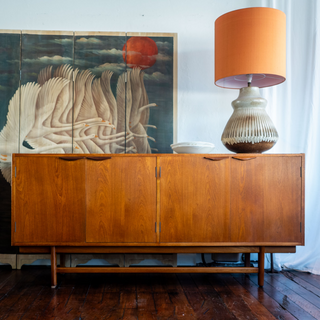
[86,156,157,243]
[230,156,302,243]
[13,156,86,243]
[160,156,230,242]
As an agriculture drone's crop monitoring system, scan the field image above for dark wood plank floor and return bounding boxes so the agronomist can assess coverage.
[0,268,320,319]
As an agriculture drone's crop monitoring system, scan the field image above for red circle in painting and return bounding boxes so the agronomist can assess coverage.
[123,37,158,69]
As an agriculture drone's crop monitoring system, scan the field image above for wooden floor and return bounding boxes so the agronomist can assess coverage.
[0,267,320,319]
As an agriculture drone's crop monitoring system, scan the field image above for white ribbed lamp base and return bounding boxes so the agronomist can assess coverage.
[221,87,278,153]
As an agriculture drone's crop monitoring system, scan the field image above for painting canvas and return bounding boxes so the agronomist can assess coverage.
[73,32,127,154]
[20,31,75,155]
[0,31,21,182]
[125,33,176,154]
[0,31,21,252]
[72,32,176,155]
[0,30,177,183]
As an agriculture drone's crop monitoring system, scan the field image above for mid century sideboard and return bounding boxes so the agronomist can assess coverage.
[11,153,305,287]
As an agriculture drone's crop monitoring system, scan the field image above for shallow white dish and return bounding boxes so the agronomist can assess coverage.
[170,141,215,154]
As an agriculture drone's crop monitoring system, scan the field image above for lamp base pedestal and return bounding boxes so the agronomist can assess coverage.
[221,87,278,154]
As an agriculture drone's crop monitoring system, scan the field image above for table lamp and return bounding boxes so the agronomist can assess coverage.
[215,7,286,153]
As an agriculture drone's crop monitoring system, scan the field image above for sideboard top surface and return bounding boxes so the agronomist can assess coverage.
[12,153,305,158]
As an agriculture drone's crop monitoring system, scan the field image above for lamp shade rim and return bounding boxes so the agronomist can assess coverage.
[215,74,286,89]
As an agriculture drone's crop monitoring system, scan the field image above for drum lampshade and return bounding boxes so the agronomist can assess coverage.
[215,7,286,89]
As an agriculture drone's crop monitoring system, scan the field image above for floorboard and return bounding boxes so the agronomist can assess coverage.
[0,267,319,319]
[291,270,320,291]
[250,274,317,320]
[208,274,258,320]
[233,273,296,320]
[220,274,275,319]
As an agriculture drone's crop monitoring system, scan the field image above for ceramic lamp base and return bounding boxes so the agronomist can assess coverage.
[221,87,278,153]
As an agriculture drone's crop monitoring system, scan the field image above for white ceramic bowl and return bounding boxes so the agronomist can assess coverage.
[170,141,215,154]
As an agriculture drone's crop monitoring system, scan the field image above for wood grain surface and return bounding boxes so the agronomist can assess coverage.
[86,156,157,243]
[230,156,302,243]
[13,156,86,243]
[160,156,230,242]
[11,153,304,248]
[56,267,259,274]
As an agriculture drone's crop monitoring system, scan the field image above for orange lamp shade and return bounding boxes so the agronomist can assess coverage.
[215,7,286,89]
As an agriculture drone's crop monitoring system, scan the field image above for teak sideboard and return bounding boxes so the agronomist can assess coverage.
[11,153,305,287]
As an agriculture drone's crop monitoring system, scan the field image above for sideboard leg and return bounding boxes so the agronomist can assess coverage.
[270,253,275,273]
[51,246,57,289]
[258,246,265,287]
[244,253,250,267]
[60,253,66,268]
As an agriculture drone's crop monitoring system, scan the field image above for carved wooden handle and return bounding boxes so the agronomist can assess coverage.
[204,157,228,161]
[232,156,257,161]
[59,157,86,161]
[86,157,112,161]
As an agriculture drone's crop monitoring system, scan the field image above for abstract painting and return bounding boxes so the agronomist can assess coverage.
[0,30,177,183]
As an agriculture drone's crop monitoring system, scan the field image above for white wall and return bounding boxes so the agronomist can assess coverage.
[1,0,264,153]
